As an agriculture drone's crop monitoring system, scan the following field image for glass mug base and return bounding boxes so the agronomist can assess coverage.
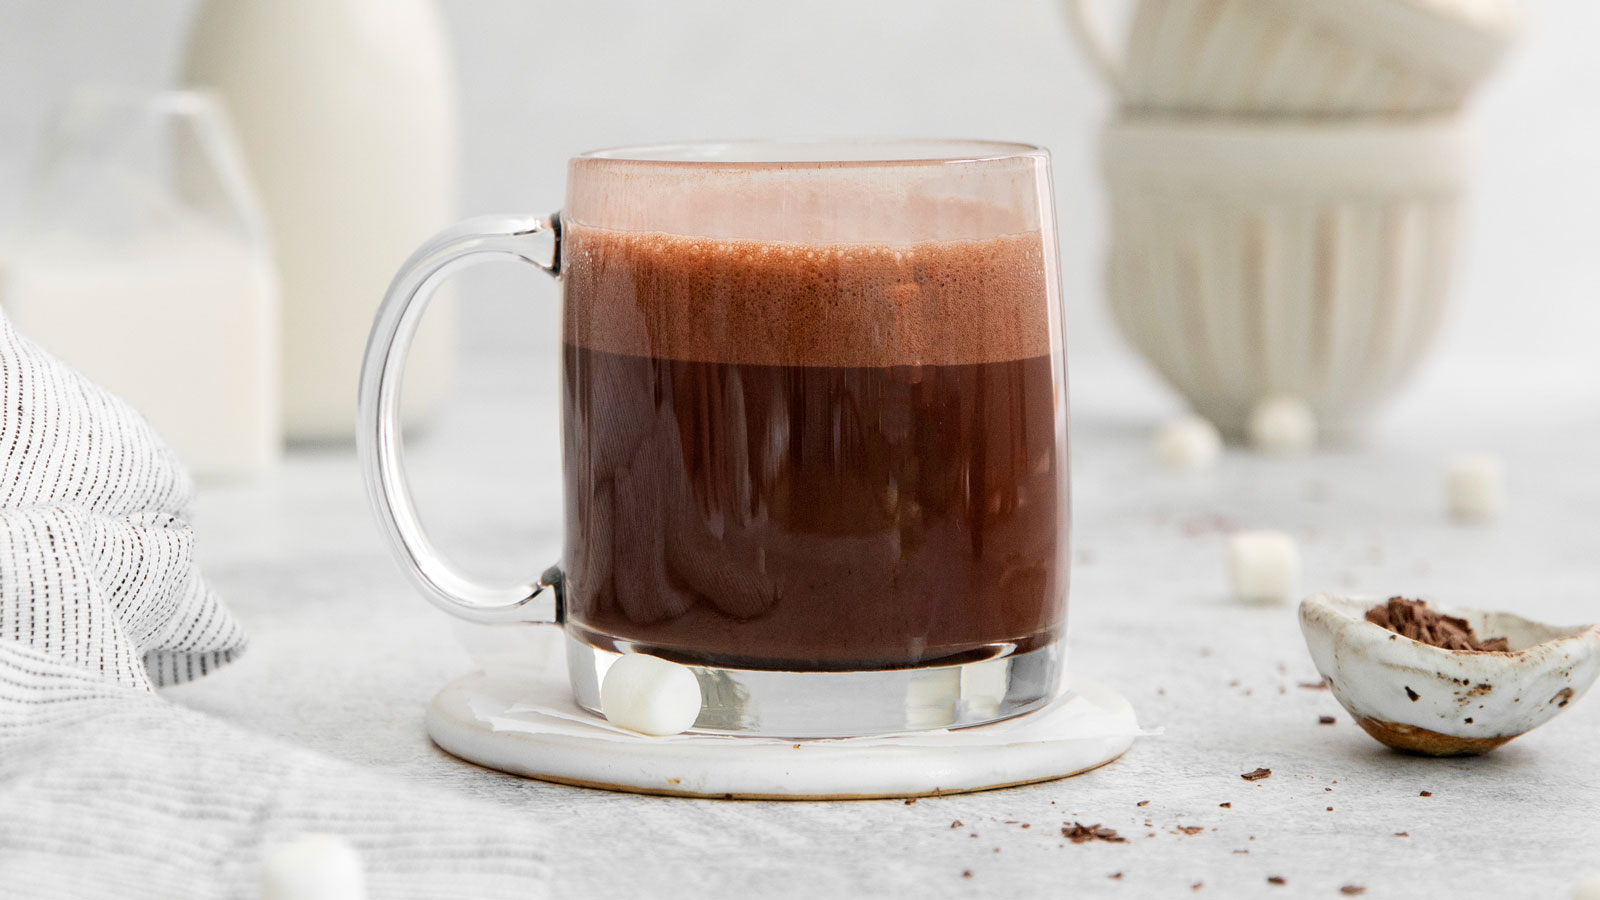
[565,631,1066,738]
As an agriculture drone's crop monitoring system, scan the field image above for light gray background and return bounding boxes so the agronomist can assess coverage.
[8,5,1600,897]
[2,0,1599,375]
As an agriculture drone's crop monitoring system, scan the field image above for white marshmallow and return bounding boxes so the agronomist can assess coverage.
[1572,876,1600,900]
[261,834,366,900]
[601,654,703,736]
[1154,414,1223,471]
[1227,530,1301,605]
[1446,453,1503,522]
[1247,396,1318,457]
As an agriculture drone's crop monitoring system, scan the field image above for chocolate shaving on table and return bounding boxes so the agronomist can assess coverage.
[1241,768,1272,781]
[1319,715,1336,725]
[1062,823,1126,844]
[1365,597,1510,651]
[1340,886,1366,896]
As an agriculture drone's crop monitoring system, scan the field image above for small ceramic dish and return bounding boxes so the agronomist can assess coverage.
[1299,594,1600,756]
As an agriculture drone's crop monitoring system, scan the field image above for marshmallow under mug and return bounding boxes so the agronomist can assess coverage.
[359,140,1072,737]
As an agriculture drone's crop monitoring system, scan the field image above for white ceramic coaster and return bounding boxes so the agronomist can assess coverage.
[426,659,1145,800]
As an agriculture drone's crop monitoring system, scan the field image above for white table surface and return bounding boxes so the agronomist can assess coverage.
[168,346,1600,899]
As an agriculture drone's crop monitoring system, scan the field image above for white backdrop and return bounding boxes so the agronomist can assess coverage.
[2,0,1597,386]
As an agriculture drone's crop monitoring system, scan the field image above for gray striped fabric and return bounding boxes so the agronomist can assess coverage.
[0,311,548,896]
[0,310,243,690]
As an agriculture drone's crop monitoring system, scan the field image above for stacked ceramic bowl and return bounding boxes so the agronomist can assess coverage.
[1069,0,1519,437]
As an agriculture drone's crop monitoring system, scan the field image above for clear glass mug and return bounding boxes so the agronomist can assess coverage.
[359,140,1070,737]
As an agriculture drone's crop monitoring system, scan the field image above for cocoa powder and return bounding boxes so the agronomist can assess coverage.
[1365,597,1510,652]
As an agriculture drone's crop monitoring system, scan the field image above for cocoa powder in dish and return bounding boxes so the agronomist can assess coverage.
[1365,597,1510,651]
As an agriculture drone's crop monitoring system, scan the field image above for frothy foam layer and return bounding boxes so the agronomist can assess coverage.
[563,224,1052,367]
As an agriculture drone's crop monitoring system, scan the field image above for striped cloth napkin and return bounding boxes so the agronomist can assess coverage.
[0,310,547,897]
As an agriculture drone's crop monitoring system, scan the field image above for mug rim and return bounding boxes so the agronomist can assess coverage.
[574,138,1047,167]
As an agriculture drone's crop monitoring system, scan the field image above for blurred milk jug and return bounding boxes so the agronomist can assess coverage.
[3,89,280,481]
[184,0,458,441]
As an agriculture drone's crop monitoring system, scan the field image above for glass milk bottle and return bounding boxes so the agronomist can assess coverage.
[1,89,280,480]
[183,0,458,441]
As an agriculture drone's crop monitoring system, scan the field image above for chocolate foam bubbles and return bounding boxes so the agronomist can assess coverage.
[562,222,1053,368]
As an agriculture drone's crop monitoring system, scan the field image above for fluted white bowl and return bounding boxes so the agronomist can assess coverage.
[1067,0,1519,117]
[1102,116,1467,437]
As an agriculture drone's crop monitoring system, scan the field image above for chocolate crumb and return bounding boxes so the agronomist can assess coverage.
[1267,876,1286,886]
[1299,681,1328,690]
[1325,788,1332,793]
[1137,800,1150,807]
[1175,826,1204,836]
[1365,597,1510,652]
[951,820,963,829]
[1241,768,1272,781]
[1219,802,1231,808]
[970,833,978,838]
[962,870,972,879]
[1405,686,1420,701]
[1192,882,1203,891]
[1063,822,1127,844]
[1021,824,1031,829]
[1340,886,1366,896]
[904,799,917,805]
[1233,849,1249,855]
[1109,872,1122,880]
[1420,791,1433,797]
[1319,716,1336,725]
[1395,832,1409,837]
[1326,807,1333,812]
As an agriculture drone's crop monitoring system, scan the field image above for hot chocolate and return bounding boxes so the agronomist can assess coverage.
[560,222,1067,669]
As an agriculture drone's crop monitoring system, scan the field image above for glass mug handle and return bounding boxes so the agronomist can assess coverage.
[357,213,564,624]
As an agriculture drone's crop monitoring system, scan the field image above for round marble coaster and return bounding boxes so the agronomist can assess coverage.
[426,670,1142,800]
